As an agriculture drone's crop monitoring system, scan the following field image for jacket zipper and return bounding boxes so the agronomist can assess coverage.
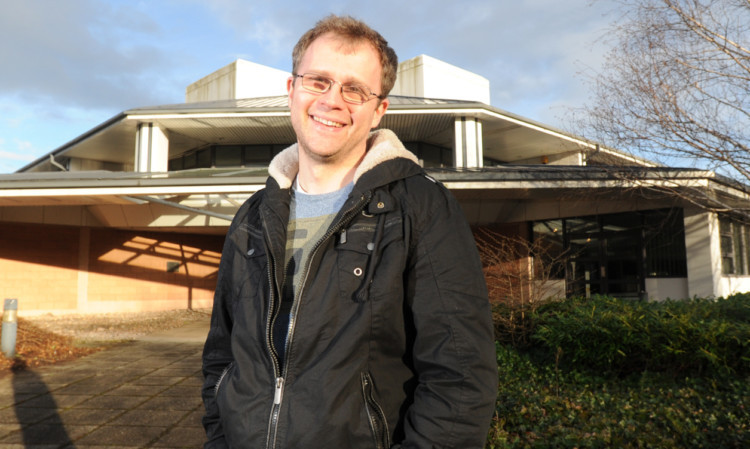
[213,362,234,397]
[263,192,372,449]
[361,372,390,449]
[262,203,284,449]
[265,376,284,448]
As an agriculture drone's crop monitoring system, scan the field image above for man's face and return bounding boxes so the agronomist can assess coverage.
[288,33,389,169]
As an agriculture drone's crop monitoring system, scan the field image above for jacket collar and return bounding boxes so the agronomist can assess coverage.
[267,129,420,190]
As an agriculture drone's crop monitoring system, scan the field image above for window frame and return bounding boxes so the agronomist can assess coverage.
[719,216,750,276]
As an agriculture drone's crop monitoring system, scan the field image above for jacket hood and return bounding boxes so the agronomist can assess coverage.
[267,129,420,190]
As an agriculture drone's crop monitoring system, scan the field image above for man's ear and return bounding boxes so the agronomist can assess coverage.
[287,77,295,107]
[370,98,389,129]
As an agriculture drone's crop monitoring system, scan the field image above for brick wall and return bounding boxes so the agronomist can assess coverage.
[0,222,80,311]
[0,222,225,315]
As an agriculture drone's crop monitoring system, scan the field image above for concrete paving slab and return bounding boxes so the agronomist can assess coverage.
[17,394,91,409]
[109,410,187,428]
[135,396,203,412]
[74,425,168,446]
[0,423,95,445]
[75,395,149,411]
[129,376,184,387]
[175,409,203,428]
[0,314,210,448]
[52,409,123,426]
[103,384,170,397]
[151,425,205,448]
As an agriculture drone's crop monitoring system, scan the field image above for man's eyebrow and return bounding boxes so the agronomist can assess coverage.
[307,70,369,88]
[341,77,371,89]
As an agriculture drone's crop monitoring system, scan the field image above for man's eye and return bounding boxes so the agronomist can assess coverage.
[343,86,367,96]
[308,76,329,90]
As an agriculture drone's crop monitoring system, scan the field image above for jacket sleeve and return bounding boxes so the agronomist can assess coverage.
[201,204,247,449]
[397,178,498,449]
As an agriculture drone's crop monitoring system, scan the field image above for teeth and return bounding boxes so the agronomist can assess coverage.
[313,116,343,128]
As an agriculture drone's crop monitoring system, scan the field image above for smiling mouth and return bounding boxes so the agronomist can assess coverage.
[312,115,344,128]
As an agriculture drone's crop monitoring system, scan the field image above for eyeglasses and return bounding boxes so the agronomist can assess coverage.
[292,73,383,105]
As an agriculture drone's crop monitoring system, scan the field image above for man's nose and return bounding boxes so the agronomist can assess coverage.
[320,81,347,106]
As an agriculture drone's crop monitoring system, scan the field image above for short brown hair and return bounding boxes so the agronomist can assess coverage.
[292,15,399,98]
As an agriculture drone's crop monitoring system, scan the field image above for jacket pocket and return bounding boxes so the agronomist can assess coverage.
[232,224,268,313]
[336,215,403,302]
[214,362,235,398]
[361,372,390,449]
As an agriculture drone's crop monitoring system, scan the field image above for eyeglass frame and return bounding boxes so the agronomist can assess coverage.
[291,73,384,105]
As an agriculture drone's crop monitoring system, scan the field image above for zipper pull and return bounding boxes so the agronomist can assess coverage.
[274,377,284,405]
[340,229,347,244]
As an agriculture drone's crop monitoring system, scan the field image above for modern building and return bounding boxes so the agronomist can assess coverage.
[1,55,749,315]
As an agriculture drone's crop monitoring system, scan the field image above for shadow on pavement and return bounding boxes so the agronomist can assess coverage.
[12,362,73,447]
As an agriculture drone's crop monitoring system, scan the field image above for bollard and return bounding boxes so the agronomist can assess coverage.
[1,299,18,358]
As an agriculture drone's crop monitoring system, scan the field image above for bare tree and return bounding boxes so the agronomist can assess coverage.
[577,0,750,189]
[475,227,572,345]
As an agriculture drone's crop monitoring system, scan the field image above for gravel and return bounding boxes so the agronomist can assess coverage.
[23,308,212,343]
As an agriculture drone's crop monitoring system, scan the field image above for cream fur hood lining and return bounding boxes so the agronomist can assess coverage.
[267,129,419,189]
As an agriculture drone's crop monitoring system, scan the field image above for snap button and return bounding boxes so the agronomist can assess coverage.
[247,249,255,256]
[353,267,363,276]
[377,201,385,209]
[367,243,374,251]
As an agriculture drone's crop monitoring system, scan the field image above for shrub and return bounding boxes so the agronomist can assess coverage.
[487,294,750,447]
[488,342,750,448]
[527,295,750,377]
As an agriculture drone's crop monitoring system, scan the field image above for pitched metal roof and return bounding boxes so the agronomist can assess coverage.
[1,163,744,205]
[19,94,637,173]
[123,95,475,113]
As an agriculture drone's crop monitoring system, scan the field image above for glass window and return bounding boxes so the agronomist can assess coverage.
[720,218,737,275]
[244,145,274,165]
[168,157,183,171]
[719,216,750,276]
[734,223,746,275]
[533,209,688,295]
[215,146,242,167]
[404,142,453,168]
[182,152,197,169]
[532,220,565,279]
[644,209,687,277]
[197,148,212,167]
[566,217,599,235]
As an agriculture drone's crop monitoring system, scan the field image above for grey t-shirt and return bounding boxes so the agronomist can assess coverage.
[272,179,353,363]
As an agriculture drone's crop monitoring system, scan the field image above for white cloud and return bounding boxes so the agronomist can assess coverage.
[0,148,36,162]
[0,141,41,173]
[0,1,186,110]
[0,0,621,173]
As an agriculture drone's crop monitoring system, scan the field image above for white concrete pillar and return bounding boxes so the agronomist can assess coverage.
[454,119,464,168]
[135,123,169,172]
[474,120,484,168]
[683,209,719,298]
[453,117,483,169]
[478,121,484,168]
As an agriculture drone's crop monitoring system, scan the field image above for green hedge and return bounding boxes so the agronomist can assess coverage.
[488,294,750,448]
[488,344,750,448]
[496,293,750,377]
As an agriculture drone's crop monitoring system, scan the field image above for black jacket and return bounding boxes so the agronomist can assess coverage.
[202,129,497,449]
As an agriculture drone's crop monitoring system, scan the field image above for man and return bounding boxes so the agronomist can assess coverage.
[202,14,497,449]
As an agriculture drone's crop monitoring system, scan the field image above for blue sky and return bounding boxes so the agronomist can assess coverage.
[0,0,618,173]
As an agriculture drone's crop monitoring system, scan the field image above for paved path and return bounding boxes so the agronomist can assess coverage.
[0,316,210,448]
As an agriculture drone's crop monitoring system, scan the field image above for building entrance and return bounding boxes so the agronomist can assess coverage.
[533,209,687,301]
[565,215,645,299]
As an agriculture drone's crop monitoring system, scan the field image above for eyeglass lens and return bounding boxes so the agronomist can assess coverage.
[300,74,370,104]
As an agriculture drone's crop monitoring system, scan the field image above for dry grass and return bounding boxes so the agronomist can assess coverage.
[0,308,210,374]
[0,318,103,372]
